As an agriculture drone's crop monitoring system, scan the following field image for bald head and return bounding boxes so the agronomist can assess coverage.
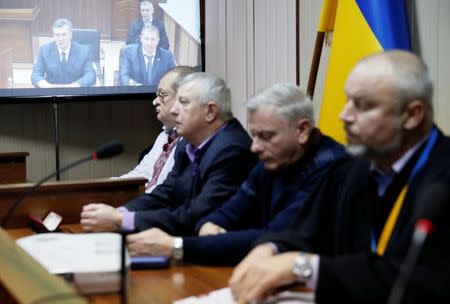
[350,50,433,124]
[341,51,434,164]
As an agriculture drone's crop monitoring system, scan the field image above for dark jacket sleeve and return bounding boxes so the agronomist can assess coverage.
[184,230,263,265]
[132,144,256,235]
[255,158,354,253]
[153,19,169,50]
[194,164,262,232]
[126,20,141,45]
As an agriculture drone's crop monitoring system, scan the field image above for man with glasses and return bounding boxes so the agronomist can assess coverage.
[80,66,195,231]
[126,0,169,50]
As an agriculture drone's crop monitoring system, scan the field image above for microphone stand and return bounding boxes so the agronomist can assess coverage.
[120,232,128,304]
[386,223,430,304]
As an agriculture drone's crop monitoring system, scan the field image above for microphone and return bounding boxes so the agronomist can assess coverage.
[386,182,449,304]
[0,140,124,228]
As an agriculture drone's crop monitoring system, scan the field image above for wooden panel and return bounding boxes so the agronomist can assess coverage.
[0,177,146,228]
[34,0,111,38]
[0,48,12,88]
[111,0,140,41]
[0,6,38,63]
[174,22,200,66]
[0,228,87,304]
[0,152,28,184]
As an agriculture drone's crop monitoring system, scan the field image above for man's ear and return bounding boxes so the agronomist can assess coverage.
[205,101,219,123]
[403,100,425,130]
[296,118,312,144]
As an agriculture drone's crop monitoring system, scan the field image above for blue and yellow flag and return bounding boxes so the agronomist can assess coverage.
[318,0,411,143]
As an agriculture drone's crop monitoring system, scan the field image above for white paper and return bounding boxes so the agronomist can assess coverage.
[173,287,315,304]
[16,232,125,274]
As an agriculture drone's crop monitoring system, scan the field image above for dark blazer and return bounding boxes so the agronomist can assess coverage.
[182,132,348,265]
[256,129,450,304]
[119,45,175,86]
[31,41,96,87]
[124,118,257,235]
[126,18,169,50]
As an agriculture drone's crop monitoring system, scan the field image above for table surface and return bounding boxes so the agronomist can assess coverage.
[7,224,234,304]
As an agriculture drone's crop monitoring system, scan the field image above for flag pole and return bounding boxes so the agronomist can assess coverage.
[306,31,326,99]
[306,0,337,100]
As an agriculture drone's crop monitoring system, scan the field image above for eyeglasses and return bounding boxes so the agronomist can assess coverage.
[156,90,169,98]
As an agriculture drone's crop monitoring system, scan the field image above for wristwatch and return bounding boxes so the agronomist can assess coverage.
[172,237,184,261]
[292,252,313,282]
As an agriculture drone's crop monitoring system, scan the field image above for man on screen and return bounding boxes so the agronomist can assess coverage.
[119,25,175,87]
[126,0,169,50]
[31,18,96,88]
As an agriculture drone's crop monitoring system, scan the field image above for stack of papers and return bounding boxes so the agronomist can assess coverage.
[16,232,129,294]
[173,287,315,304]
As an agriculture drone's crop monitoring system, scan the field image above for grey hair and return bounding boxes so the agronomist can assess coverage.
[359,50,434,122]
[178,72,233,120]
[247,83,315,128]
[163,66,196,92]
[140,1,153,9]
[53,18,72,32]
[141,24,160,38]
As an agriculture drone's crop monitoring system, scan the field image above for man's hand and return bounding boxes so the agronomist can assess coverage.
[37,80,53,88]
[198,221,227,236]
[80,203,123,232]
[127,228,174,256]
[230,251,299,303]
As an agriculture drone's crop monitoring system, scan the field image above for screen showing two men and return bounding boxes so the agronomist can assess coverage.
[0,0,202,99]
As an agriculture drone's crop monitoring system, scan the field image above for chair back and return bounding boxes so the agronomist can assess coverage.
[72,28,101,62]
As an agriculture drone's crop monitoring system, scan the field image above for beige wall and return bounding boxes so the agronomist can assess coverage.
[1,0,449,181]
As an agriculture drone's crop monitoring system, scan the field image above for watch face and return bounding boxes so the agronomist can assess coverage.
[172,237,183,261]
[293,254,312,281]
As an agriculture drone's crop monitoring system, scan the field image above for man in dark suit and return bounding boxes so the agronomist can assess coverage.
[119,25,175,86]
[81,72,257,237]
[230,51,450,304]
[123,84,348,265]
[31,18,95,88]
[126,0,169,50]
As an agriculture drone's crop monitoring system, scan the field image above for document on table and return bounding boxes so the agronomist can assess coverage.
[173,287,315,304]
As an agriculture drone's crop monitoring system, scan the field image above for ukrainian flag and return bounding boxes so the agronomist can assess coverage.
[317,0,411,143]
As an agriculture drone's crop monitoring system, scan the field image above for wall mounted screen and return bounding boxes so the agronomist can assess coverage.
[0,0,203,101]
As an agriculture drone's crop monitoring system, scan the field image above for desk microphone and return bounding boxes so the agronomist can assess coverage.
[0,140,124,228]
[386,182,448,304]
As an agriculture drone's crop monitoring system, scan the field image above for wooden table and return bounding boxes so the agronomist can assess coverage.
[6,225,233,304]
[0,152,29,184]
[0,177,146,228]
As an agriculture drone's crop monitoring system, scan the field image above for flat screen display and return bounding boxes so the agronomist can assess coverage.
[0,0,204,101]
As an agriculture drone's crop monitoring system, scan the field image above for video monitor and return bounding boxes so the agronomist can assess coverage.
[0,0,204,101]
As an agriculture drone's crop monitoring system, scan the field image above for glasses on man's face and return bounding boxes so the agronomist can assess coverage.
[156,89,171,102]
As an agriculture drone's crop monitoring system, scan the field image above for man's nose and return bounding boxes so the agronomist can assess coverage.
[339,101,354,123]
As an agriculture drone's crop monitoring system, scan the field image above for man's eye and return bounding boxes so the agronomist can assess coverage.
[260,133,274,141]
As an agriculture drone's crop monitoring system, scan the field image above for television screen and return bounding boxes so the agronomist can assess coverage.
[0,0,204,101]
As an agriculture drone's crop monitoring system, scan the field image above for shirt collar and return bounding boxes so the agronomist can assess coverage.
[185,121,230,163]
[142,47,156,58]
[58,44,71,58]
[143,18,153,25]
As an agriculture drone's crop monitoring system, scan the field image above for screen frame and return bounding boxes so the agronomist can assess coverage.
[0,0,205,105]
